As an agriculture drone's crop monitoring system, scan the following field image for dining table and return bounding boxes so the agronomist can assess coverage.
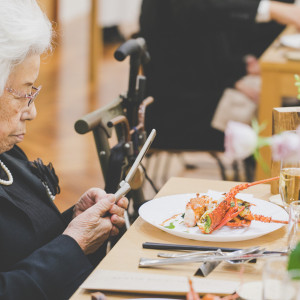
[70,177,289,299]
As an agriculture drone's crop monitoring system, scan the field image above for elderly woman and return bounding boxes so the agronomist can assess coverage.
[0,1,128,299]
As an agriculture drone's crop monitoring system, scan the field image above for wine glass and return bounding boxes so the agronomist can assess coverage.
[279,155,300,210]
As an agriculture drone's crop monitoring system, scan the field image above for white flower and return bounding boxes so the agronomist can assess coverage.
[271,128,300,161]
[224,121,258,161]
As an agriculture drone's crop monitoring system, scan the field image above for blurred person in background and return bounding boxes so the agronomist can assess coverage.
[0,1,128,299]
[138,0,300,151]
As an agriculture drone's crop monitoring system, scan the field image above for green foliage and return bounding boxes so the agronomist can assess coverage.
[288,242,300,279]
[251,118,271,174]
[253,149,270,175]
[252,119,267,135]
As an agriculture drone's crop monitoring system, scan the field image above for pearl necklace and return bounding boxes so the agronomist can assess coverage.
[0,159,55,201]
[0,160,13,185]
[42,182,55,201]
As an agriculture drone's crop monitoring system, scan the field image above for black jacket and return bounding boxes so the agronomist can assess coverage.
[0,146,104,299]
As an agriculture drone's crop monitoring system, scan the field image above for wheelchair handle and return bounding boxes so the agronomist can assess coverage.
[107,115,131,142]
[114,37,150,64]
[137,96,154,130]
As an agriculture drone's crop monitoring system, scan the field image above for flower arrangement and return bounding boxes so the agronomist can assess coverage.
[224,120,300,166]
[224,74,300,165]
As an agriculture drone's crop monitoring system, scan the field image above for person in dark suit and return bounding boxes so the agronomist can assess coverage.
[0,1,128,299]
[139,0,300,151]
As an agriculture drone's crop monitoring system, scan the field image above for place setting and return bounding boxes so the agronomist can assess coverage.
[134,173,300,299]
[76,173,300,300]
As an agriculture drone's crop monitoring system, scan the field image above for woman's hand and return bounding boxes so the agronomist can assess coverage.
[73,188,128,236]
[73,188,107,218]
[63,194,115,254]
[66,189,129,254]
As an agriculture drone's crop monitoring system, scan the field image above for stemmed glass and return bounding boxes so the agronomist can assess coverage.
[279,155,300,211]
[277,130,300,251]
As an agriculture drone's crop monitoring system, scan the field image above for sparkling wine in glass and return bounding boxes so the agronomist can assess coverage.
[279,161,300,209]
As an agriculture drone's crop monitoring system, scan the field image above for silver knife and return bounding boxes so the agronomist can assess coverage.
[139,251,287,267]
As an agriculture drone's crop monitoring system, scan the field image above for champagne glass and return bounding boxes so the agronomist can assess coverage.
[279,155,300,210]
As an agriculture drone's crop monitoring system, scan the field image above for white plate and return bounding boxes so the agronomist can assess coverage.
[280,34,300,49]
[138,192,288,242]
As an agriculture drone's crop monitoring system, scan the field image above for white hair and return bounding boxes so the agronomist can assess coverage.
[0,0,52,95]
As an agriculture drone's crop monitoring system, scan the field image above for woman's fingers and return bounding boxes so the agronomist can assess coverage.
[110,225,120,237]
[108,196,128,219]
[109,203,125,216]
[110,213,126,229]
[116,197,129,209]
[63,197,116,254]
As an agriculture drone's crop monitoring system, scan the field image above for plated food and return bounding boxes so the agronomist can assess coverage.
[139,187,288,242]
[177,193,253,233]
[161,178,287,235]
[159,193,287,237]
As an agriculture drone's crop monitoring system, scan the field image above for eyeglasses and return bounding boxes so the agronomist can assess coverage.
[5,85,42,106]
